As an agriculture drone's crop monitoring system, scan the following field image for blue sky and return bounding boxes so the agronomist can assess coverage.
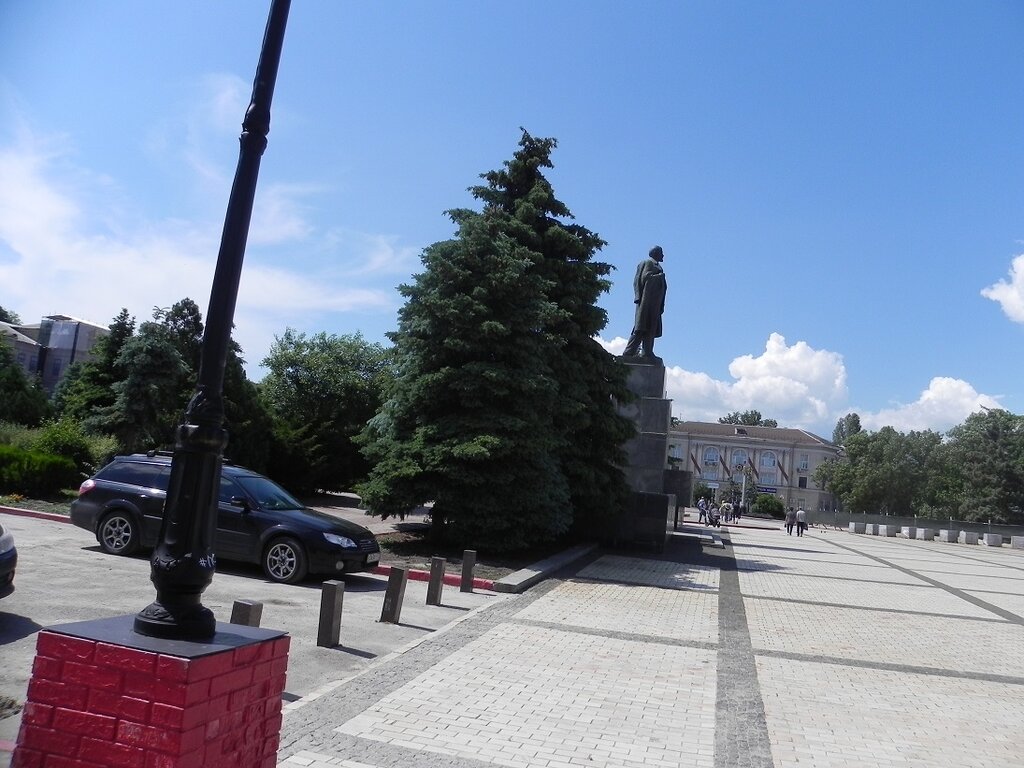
[1,1,1021,439]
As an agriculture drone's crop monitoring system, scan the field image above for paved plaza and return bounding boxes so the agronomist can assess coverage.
[277,525,1024,768]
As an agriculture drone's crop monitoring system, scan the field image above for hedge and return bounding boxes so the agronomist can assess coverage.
[0,444,79,496]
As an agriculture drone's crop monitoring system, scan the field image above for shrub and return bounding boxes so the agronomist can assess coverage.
[753,493,785,519]
[31,418,94,474]
[0,444,79,496]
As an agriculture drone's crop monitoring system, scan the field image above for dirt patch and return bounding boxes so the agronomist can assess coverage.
[376,528,570,582]
[0,695,21,721]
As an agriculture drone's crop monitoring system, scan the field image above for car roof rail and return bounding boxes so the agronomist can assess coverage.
[140,448,235,466]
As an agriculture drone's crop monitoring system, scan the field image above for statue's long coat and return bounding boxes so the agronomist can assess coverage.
[632,257,667,338]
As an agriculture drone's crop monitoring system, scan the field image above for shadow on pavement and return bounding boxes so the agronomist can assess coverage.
[0,611,43,645]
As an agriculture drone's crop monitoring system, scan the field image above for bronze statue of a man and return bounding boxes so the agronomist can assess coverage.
[622,245,667,359]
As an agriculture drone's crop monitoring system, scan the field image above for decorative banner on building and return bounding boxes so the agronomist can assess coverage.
[691,453,701,473]
[747,456,760,479]
[719,455,730,475]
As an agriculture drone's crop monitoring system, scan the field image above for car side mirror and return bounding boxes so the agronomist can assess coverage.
[229,496,252,511]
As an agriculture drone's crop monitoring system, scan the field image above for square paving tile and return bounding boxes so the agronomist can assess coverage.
[336,623,717,768]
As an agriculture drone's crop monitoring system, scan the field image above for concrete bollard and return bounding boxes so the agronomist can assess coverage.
[919,528,934,541]
[900,527,917,539]
[849,522,866,534]
[461,550,477,593]
[1011,536,1024,550]
[426,556,445,606]
[865,524,878,535]
[982,533,1003,547]
[317,580,345,647]
[380,566,408,624]
[878,525,897,537]
[958,531,979,545]
[229,600,263,627]
[939,529,957,542]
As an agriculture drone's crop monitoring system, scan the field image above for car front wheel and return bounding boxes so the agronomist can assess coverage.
[262,537,308,584]
[98,511,141,556]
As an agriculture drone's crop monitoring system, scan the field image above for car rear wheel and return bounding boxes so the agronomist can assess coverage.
[98,511,141,556]
[262,537,308,584]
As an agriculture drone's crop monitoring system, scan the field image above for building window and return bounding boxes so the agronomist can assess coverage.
[759,451,778,486]
[702,446,719,465]
[731,449,748,482]
[798,453,810,471]
[798,476,808,489]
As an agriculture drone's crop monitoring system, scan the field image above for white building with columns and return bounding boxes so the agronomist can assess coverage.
[668,421,842,512]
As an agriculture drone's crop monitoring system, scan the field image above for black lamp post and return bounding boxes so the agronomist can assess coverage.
[135,0,292,640]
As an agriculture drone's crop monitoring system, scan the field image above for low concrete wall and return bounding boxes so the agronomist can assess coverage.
[958,531,979,545]
[900,526,917,539]
[1012,536,1024,550]
[865,524,878,535]
[849,522,866,534]
[919,528,935,541]
[939,529,957,542]
[878,525,897,537]
[982,533,1003,547]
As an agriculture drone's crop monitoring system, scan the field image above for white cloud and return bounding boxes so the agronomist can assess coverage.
[664,333,848,434]
[858,377,1001,433]
[981,254,1024,323]
[0,121,401,378]
[598,335,627,355]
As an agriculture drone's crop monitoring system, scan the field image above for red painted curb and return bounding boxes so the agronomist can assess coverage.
[0,505,71,523]
[373,564,494,591]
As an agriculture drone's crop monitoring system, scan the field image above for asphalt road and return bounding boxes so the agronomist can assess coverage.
[0,511,504,756]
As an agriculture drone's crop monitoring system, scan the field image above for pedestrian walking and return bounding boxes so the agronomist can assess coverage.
[697,497,708,524]
[785,506,796,535]
[796,507,807,537]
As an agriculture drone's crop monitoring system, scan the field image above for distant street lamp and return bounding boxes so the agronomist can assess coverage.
[134,0,292,640]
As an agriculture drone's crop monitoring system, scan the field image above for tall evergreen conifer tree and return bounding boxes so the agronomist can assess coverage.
[359,131,632,551]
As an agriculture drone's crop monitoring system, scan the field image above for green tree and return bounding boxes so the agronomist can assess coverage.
[91,320,190,452]
[55,308,136,422]
[719,410,778,428]
[471,131,633,537]
[0,342,52,426]
[0,306,21,324]
[832,412,862,446]
[359,132,632,551]
[946,408,1024,523]
[827,427,944,516]
[260,330,392,493]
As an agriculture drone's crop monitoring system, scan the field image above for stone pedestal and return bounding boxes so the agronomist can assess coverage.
[1011,536,1024,550]
[13,615,288,768]
[878,525,897,537]
[939,529,957,542]
[865,524,878,535]
[919,528,935,541]
[900,527,917,539]
[614,358,672,550]
[958,531,979,545]
[982,533,1003,547]
[849,522,866,534]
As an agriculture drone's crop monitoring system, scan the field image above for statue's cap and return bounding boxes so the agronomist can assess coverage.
[649,245,664,258]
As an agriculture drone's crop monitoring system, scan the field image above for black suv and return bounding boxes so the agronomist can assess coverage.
[70,453,380,584]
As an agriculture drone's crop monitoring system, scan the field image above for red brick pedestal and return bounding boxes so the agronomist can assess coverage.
[12,616,289,768]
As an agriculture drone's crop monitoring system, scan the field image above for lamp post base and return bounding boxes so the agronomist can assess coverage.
[134,600,216,640]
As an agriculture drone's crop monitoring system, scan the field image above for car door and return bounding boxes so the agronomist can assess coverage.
[214,475,261,562]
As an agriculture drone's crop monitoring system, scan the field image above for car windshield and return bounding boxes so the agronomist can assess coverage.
[234,475,305,511]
